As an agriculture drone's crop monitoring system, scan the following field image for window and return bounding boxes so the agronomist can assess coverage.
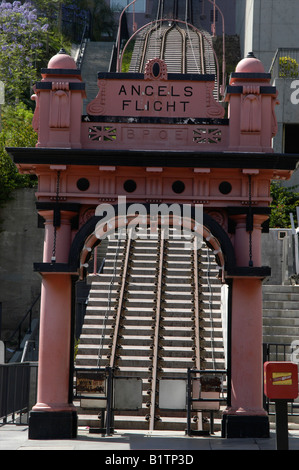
[110,0,146,13]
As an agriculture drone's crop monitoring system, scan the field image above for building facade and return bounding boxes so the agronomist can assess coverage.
[108,0,236,36]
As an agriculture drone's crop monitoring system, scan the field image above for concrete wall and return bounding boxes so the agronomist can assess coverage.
[272,78,299,188]
[0,188,44,340]
[262,228,297,285]
[236,0,299,71]
[235,0,246,57]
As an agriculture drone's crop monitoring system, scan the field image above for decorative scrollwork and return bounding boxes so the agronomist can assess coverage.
[144,58,168,81]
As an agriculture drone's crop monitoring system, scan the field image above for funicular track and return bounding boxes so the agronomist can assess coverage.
[75,227,226,432]
[128,0,218,96]
[130,21,214,76]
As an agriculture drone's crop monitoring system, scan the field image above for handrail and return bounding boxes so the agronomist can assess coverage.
[5,294,40,354]
[149,228,165,430]
[192,236,201,371]
[76,22,88,70]
[117,0,137,72]
[21,340,37,363]
[109,229,133,369]
[97,237,122,367]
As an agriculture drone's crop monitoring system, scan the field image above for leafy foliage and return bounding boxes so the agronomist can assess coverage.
[279,56,299,78]
[76,0,116,40]
[269,181,299,228]
[121,40,135,72]
[0,103,37,204]
[0,1,50,103]
[0,1,74,104]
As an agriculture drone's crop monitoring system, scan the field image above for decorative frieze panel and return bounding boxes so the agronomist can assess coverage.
[82,121,228,151]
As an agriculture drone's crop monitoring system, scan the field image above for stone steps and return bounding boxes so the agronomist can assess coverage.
[262,284,299,426]
[263,285,299,345]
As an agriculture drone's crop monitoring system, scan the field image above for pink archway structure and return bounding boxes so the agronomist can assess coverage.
[8,49,299,439]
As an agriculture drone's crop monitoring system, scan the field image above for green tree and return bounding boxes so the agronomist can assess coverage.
[279,56,299,78]
[269,181,299,228]
[0,1,73,104]
[31,0,74,34]
[77,0,116,40]
[0,1,50,103]
[0,103,37,205]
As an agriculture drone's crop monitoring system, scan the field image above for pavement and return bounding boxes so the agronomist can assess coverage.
[1,425,299,454]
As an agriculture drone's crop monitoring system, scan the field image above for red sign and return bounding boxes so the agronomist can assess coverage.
[264,362,298,400]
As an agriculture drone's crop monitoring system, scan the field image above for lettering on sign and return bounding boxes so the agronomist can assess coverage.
[118,83,193,113]
[86,59,225,120]
[122,126,188,143]
[272,372,293,386]
[76,371,106,394]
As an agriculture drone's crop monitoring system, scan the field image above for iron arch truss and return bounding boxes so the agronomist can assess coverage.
[68,205,236,279]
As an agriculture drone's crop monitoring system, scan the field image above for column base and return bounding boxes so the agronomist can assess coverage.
[221,414,270,439]
[28,410,77,440]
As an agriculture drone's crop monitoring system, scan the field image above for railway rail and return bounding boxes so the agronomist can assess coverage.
[75,227,225,431]
[126,0,218,96]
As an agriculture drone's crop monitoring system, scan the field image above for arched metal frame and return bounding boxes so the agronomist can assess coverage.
[68,205,236,280]
[118,18,220,99]
[68,204,234,409]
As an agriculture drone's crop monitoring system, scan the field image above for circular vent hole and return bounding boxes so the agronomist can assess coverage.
[172,180,185,194]
[77,178,90,191]
[219,181,232,194]
[124,179,137,193]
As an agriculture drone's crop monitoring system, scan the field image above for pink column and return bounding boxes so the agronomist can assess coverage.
[32,272,75,413]
[223,213,269,437]
[229,277,267,416]
[29,209,77,439]
[231,214,267,267]
[41,210,76,263]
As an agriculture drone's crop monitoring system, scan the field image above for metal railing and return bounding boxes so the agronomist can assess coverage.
[4,295,40,362]
[109,11,129,72]
[76,22,89,70]
[62,6,91,44]
[263,342,293,363]
[74,367,113,435]
[187,368,227,435]
[0,362,38,425]
[270,48,299,80]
